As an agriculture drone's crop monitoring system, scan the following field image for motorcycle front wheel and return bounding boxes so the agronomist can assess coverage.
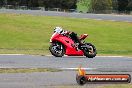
[49,42,65,57]
[83,43,97,58]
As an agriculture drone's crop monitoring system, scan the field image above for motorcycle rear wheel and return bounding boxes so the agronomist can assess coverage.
[49,42,65,57]
[83,43,97,58]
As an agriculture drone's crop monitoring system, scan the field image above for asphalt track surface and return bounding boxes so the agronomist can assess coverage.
[0,9,132,22]
[0,55,132,70]
[0,55,132,88]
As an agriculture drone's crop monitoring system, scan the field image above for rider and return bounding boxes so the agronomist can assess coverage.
[54,27,83,45]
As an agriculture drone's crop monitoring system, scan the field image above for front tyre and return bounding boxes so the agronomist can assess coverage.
[83,43,97,58]
[49,42,65,57]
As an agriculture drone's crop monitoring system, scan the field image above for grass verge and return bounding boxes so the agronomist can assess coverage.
[0,68,61,73]
[0,13,132,56]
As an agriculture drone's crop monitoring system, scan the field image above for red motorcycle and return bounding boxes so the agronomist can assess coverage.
[49,31,97,58]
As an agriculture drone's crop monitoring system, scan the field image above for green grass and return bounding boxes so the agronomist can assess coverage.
[0,13,132,56]
[0,68,61,73]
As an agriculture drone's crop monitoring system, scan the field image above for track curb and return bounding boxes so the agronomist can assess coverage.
[0,54,131,58]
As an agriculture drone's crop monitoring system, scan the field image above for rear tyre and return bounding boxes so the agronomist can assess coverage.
[49,42,65,57]
[83,43,97,58]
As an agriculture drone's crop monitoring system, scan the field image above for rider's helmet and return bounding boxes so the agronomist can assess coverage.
[54,27,63,34]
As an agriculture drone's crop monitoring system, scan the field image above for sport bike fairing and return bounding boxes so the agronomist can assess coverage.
[50,33,83,56]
